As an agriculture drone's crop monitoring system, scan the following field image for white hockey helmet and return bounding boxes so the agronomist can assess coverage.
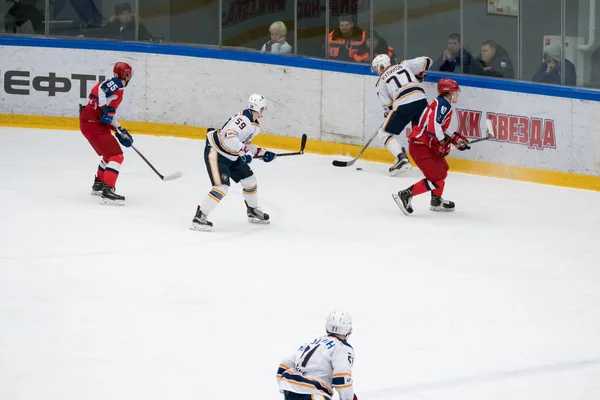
[371,54,391,75]
[248,93,267,116]
[325,310,353,337]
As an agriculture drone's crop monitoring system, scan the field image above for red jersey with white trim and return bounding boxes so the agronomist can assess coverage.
[409,96,454,144]
[82,77,125,120]
[277,335,355,400]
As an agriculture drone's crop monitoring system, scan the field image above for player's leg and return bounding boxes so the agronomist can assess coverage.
[379,108,411,176]
[283,391,323,400]
[393,141,450,214]
[80,120,105,195]
[427,158,454,211]
[230,160,270,224]
[80,121,125,202]
[191,146,231,231]
[96,133,126,205]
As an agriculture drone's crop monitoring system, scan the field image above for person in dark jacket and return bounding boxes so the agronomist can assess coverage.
[92,2,154,41]
[475,40,515,79]
[364,30,398,64]
[4,0,43,33]
[532,43,577,86]
[326,14,369,63]
[431,33,476,74]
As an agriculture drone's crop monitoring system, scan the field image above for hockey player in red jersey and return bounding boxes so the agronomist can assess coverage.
[392,78,470,214]
[80,62,134,205]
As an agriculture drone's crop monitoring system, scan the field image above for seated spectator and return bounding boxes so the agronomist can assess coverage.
[475,40,515,78]
[431,33,476,74]
[4,0,44,34]
[364,30,398,64]
[260,21,292,54]
[327,14,368,63]
[588,47,600,89]
[90,2,154,41]
[532,43,576,86]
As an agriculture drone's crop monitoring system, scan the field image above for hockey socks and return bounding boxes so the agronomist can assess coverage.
[384,134,403,157]
[102,154,124,188]
[97,159,107,182]
[240,176,258,208]
[411,178,445,196]
[200,185,228,216]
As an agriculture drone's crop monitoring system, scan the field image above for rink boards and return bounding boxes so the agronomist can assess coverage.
[0,37,599,190]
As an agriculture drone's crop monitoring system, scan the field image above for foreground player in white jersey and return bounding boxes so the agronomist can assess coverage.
[372,54,432,176]
[191,93,277,231]
[277,311,357,400]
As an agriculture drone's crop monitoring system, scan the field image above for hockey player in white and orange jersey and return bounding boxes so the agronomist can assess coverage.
[191,93,277,231]
[372,54,432,176]
[276,311,357,400]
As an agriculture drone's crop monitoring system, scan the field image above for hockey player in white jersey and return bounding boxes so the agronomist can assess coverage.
[191,93,277,231]
[276,311,357,400]
[372,54,432,176]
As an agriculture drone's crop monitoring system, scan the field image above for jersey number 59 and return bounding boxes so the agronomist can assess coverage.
[235,117,247,130]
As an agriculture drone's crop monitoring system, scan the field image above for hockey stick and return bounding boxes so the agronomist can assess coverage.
[466,119,497,145]
[255,134,307,159]
[332,126,381,167]
[115,127,183,181]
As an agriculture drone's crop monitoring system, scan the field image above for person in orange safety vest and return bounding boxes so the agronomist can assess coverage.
[327,14,369,63]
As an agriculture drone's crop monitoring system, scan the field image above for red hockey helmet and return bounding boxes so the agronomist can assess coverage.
[437,78,460,96]
[113,62,133,81]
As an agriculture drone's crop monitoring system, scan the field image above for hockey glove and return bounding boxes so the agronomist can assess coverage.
[116,127,133,147]
[450,132,471,151]
[262,151,276,163]
[100,106,116,125]
[241,154,253,164]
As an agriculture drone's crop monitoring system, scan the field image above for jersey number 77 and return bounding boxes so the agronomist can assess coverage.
[386,69,414,89]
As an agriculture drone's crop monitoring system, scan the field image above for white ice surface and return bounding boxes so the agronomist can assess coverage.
[1,128,600,400]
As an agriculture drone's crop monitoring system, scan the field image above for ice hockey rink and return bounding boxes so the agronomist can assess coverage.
[1,127,600,400]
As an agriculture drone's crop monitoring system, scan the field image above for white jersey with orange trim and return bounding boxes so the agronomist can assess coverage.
[277,335,355,400]
[207,109,261,161]
[375,56,432,114]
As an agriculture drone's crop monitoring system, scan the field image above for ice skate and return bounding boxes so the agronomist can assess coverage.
[430,195,455,212]
[190,206,213,231]
[392,187,414,215]
[389,148,412,176]
[100,185,125,206]
[245,201,270,224]
[91,176,104,196]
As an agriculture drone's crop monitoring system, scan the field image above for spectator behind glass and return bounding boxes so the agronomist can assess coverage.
[4,0,43,34]
[90,2,154,41]
[326,14,369,63]
[431,33,476,74]
[261,21,292,54]
[532,43,576,86]
[365,30,398,64]
[588,47,600,89]
[475,40,515,78]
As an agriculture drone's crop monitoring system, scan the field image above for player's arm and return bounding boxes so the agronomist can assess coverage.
[98,78,124,125]
[222,115,251,155]
[376,83,393,116]
[404,56,432,81]
[332,346,356,400]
